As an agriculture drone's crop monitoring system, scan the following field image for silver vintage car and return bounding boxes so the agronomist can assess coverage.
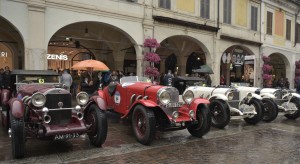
[236,86,300,120]
[182,86,277,128]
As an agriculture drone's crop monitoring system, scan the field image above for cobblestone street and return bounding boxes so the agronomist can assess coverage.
[1,113,300,164]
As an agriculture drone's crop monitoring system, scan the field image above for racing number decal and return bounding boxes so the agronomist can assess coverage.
[114,91,121,104]
[38,79,45,83]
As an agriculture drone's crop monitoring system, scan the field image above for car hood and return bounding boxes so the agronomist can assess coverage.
[124,82,165,93]
[19,84,67,95]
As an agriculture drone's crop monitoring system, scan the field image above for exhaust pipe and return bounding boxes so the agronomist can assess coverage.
[77,112,84,120]
[44,114,51,124]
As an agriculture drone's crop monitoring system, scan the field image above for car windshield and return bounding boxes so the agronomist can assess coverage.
[120,76,151,84]
[17,75,59,84]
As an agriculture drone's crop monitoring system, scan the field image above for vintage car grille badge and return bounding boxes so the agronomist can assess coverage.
[58,102,63,108]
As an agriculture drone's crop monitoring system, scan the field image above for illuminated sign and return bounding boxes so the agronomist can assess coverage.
[47,54,68,60]
[0,51,8,57]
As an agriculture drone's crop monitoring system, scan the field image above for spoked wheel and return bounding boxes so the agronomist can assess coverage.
[209,100,230,129]
[262,98,278,122]
[132,105,156,145]
[187,105,211,137]
[284,97,300,119]
[10,112,25,159]
[244,99,263,125]
[86,104,107,147]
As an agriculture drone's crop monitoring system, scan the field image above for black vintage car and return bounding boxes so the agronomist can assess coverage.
[172,76,205,94]
[0,70,107,158]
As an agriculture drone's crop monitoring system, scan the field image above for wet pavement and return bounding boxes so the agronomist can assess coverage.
[1,112,300,163]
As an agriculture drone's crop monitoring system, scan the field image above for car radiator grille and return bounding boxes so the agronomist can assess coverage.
[232,90,239,100]
[45,93,72,125]
[165,87,179,103]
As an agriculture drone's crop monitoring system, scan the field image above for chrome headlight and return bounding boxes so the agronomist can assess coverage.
[31,92,46,107]
[159,91,171,105]
[247,93,252,99]
[76,92,89,105]
[183,90,194,104]
[227,92,234,100]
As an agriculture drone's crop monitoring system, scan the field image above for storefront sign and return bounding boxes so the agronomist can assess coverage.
[232,48,245,65]
[47,54,68,60]
[0,51,8,57]
[221,53,231,64]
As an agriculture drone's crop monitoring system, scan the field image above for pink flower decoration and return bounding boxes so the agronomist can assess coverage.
[145,66,160,77]
[144,52,161,63]
[263,56,271,63]
[143,38,161,48]
[263,74,272,80]
[262,64,272,73]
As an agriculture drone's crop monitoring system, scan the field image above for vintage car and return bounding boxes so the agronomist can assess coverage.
[0,70,107,158]
[97,76,211,145]
[172,76,205,95]
[235,86,300,120]
[182,86,276,128]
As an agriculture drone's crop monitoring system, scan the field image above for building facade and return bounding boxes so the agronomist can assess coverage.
[0,0,299,87]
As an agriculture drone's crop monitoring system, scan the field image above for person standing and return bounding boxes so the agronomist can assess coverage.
[0,68,4,89]
[3,66,11,90]
[164,70,174,86]
[80,68,98,95]
[60,69,73,92]
[72,70,80,96]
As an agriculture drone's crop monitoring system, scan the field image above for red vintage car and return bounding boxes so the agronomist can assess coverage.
[98,76,211,145]
[0,70,107,158]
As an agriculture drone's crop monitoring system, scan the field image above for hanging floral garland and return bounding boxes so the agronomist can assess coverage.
[262,55,273,88]
[143,38,161,80]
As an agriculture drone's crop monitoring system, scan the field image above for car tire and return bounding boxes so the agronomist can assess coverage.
[86,104,108,147]
[10,112,25,159]
[262,98,278,122]
[187,105,211,137]
[284,97,300,119]
[209,100,230,129]
[243,99,263,125]
[132,105,156,145]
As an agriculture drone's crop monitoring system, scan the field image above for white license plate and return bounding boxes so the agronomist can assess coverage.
[165,102,183,108]
[54,133,80,140]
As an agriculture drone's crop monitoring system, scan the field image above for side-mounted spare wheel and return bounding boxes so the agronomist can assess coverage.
[243,99,263,125]
[284,97,300,119]
[262,98,278,122]
[187,104,211,137]
[10,112,25,159]
[85,104,108,147]
[132,105,156,145]
[209,99,230,129]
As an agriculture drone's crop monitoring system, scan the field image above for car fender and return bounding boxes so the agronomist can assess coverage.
[89,95,107,110]
[121,99,158,119]
[283,93,300,99]
[189,98,210,111]
[1,89,11,105]
[248,93,262,101]
[209,94,228,101]
[9,98,24,119]
[260,93,276,99]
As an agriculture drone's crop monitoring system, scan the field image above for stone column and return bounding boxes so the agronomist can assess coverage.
[25,1,47,70]
[135,45,143,76]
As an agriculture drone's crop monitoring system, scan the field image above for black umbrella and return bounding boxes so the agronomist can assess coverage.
[192,65,214,74]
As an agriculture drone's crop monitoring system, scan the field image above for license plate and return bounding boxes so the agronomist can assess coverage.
[54,133,80,140]
[165,102,183,108]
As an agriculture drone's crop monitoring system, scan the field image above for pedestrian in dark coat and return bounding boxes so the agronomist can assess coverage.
[0,68,4,88]
[3,66,11,89]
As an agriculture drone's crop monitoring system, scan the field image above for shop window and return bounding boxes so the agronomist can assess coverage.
[159,0,170,9]
[223,0,231,24]
[286,19,291,40]
[251,6,258,31]
[266,11,273,35]
[201,0,210,19]
[296,23,300,43]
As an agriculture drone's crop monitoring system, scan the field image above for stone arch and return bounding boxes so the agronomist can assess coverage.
[156,35,211,76]
[269,53,290,85]
[0,16,25,69]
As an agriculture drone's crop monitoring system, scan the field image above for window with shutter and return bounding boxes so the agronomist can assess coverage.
[251,6,258,31]
[223,0,231,24]
[159,0,171,9]
[266,11,273,35]
[286,19,291,40]
[201,0,210,19]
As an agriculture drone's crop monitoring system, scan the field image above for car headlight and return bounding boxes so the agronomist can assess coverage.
[183,90,194,104]
[247,93,252,99]
[31,92,46,107]
[227,92,234,100]
[159,91,171,105]
[76,92,89,105]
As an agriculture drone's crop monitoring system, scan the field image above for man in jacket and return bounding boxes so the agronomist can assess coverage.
[60,69,73,92]
[80,68,98,95]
